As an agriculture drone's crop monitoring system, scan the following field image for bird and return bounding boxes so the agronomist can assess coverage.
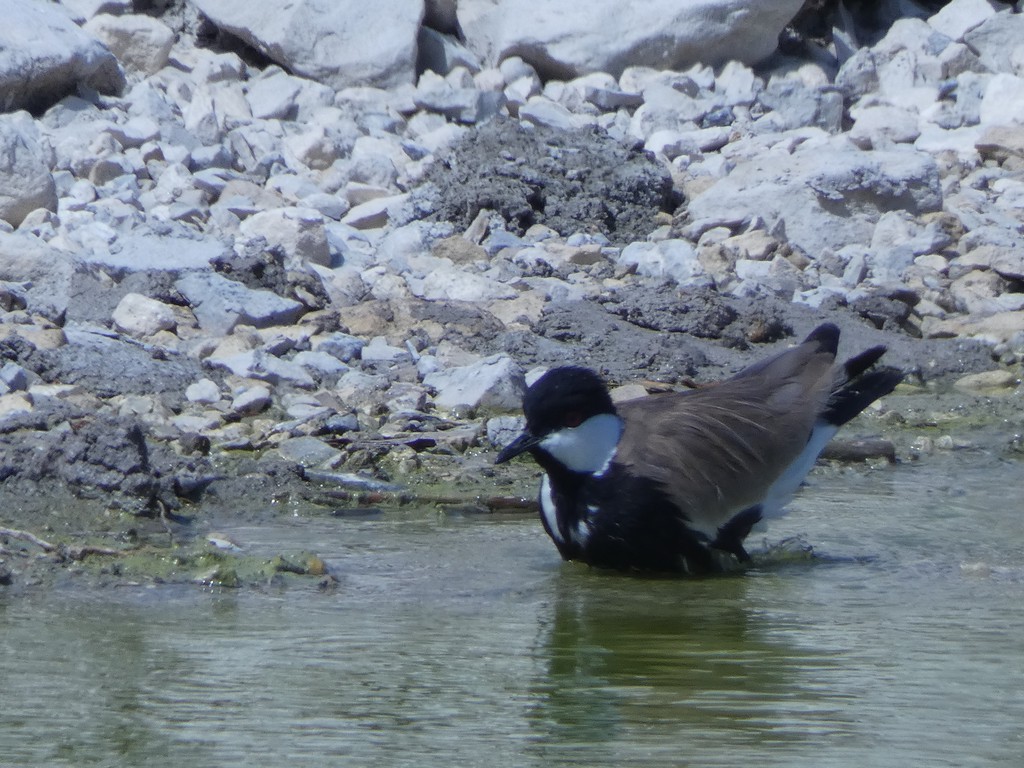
[495,323,903,574]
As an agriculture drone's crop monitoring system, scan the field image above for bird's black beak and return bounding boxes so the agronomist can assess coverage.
[494,430,541,464]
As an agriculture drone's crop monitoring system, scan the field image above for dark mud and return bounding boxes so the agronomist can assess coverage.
[494,283,996,384]
[407,119,677,244]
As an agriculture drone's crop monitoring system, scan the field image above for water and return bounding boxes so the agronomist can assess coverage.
[2,453,1023,767]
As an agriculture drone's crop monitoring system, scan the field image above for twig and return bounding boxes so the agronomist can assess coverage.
[0,527,122,562]
[0,526,56,552]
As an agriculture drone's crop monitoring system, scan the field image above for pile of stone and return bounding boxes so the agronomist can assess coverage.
[0,0,1021,513]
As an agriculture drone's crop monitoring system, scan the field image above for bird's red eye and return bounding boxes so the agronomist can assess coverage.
[564,411,584,428]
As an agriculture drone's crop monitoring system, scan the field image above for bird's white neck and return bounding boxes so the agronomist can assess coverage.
[538,413,623,474]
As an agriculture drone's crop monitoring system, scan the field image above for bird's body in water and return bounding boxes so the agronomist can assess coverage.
[496,324,903,574]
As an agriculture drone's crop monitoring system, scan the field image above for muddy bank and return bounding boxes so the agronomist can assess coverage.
[1,296,1020,593]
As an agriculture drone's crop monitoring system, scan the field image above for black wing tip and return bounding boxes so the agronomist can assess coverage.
[804,323,840,355]
[843,344,888,380]
[824,367,904,427]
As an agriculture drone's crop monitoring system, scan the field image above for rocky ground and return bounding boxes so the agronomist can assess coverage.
[1,0,1023,590]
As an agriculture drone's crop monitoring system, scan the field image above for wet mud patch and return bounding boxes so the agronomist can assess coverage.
[599,284,793,348]
[408,118,675,244]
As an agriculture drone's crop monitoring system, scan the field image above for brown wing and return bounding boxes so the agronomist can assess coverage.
[615,338,838,536]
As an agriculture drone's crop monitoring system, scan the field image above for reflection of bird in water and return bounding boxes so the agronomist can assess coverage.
[525,574,850,757]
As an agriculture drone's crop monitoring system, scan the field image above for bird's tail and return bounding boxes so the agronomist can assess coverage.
[823,346,903,427]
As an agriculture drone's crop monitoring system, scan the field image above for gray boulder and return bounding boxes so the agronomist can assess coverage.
[191,0,424,89]
[175,272,305,336]
[457,0,805,79]
[963,11,1024,74]
[0,113,57,228]
[424,354,526,412]
[0,0,124,113]
[687,145,943,255]
[83,14,176,77]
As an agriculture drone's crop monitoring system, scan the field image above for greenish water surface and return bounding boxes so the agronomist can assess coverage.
[2,453,1022,767]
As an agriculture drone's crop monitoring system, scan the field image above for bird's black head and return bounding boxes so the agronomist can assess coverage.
[495,366,617,464]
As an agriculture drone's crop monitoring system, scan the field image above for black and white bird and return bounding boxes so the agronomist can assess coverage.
[495,323,903,574]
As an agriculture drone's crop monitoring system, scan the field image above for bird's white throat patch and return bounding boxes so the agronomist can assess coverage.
[539,413,623,474]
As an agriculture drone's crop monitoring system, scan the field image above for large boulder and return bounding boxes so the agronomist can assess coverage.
[456,0,806,79]
[0,0,125,113]
[83,14,176,77]
[687,146,942,256]
[0,113,57,228]
[190,0,424,89]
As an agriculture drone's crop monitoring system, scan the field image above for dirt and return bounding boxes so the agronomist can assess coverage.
[406,118,677,244]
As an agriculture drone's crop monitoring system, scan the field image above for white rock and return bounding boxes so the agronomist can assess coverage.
[314,332,365,362]
[192,0,422,89]
[344,182,393,207]
[645,127,729,158]
[759,79,844,133]
[963,11,1024,74]
[360,336,410,364]
[186,378,223,404]
[954,369,1019,393]
[0,392,33,419]
[457,0,805,78]
[411,268,516,303]
[190,50,247,84]
[182,85,222,146]
[618,240,703,283]
[231,384,272,415]
[914,122,985,160]
[175,272,305,336]
[340,194,408,230]
[949,269,1010,314]
[519,96,594,131]
[213,350,315,388]
[283,125,347,170]
[83,13,175,77]
[991,249,1024,281]
[245,70,303,120]
[925,310,1024,343]
[238,207,331,268]
[979,74,1024,127]
[927,0,1000,42]
[0,0,125,112]
[106,115,161,148]
[111,293,178,337]
[938,42,987,79]
[849,105,921,149]
[79,232,227,274]
[293,350,349,376]
[630,83,713,138]
[301,192,349,221]
[716,60,762,105]
[424,354,526,411]
[687,145,942,256]
[732,255,803,298]
[0,113,57,228]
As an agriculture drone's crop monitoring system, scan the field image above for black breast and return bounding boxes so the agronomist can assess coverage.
[551,466,721,574]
